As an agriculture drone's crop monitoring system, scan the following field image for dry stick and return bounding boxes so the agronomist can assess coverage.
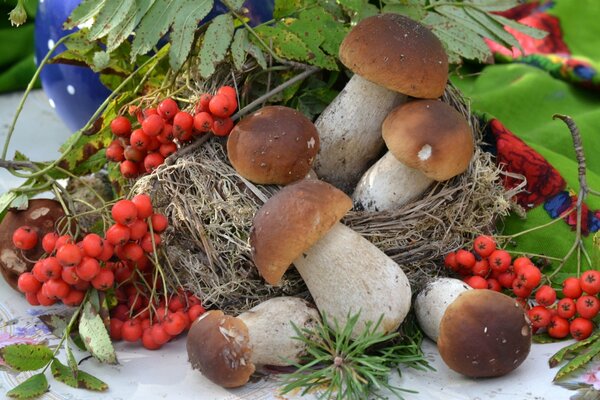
[547,114,589,280]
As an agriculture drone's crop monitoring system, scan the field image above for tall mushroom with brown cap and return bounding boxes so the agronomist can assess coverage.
[227,105,319,185]
[437,289,532,378]
[0,199,65,291]
[314,13,448,193]
[250,179,412,337]
[186,297,321,388]
[353,99,474,211]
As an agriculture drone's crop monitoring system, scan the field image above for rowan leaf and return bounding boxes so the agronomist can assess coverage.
[463,7,521,50]
[198,13,235,78]
[131,0,180,60]
[0,344,53,372]
[87,0,136,40]
[554,339,600,381]
[51,359,78,388]
[434,5,492,39]
[169,0,213,71]
[77,369,109,391]
[490,13,548,39]
[274,0,305,19]
[78,301,117,365]
[231,29,248,71]
[463,0,520,12]
[382,3,427,20]
[285,12,337,70]
[6,373,48,399]
[106,0,155,52]
[64,0,106,29]
[254,24,311,63]
[0,192,17,218]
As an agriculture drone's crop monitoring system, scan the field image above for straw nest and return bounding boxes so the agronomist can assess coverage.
[132,84,514,315]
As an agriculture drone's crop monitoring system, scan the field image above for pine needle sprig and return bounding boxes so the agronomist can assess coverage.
[279,312,432,400]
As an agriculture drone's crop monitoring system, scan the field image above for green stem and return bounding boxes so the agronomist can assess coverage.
[2,33,75,160]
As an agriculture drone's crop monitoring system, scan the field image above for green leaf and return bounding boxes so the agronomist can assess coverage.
[198,13,235,78]
[78,301,118,365]
[463,7,521,50]
[87,0,136,40]
[273,0,304,19]
[66,345,79,375]
[169,0,213,71]
[92,51,110,71]
[254,24,311,63]
[554,339,600,381]
[463,0,519,12]
[382,3,427,20]
[6,373,49,399]
[223,0,244,10]
[10,194,29,211]
[0,344,54,372]
[131,0,180,60]
[230,29,248,71]
[424,12,491,63]
[0,192,17,218]
[77,369,109,391]
[285,15,337,70]
[490,13,548,40]
[37,313,70,339]
[64,0,106,29]
[434,5,493,39]
[106,0,155,52]
[51,359,78,388]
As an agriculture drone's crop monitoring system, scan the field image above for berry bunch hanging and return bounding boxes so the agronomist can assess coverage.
[106,86,238,178]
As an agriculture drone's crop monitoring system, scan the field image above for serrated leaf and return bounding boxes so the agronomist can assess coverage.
[424,13,491,63]
[88,0,135,40]
[302,7,347,57]
[199,13,234,79]
[464,0,519,12]
[107,0,155,52]
[554,340,600,381]
[434,5,492,38]
[169,0,213,71]
[273,0,304,19]
[64,0,106,30]
[78,301,117,365]
[231,29,248,70]
[382,3,427,20]
[463,7,521,50]
[51,359,78,388]
[37,313,70,339]
[254,24,311,63]
[0,344,53,372]
[490,13,548,39]
[131,0,180,60]
[77,369,109,391]
[6,373,48,399]
[66,346,78,375]
[285,14,337,70]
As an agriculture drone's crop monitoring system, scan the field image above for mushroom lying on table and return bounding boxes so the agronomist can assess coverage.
[314,13,448,193]
[352,99,474,211]
[415,278,532,378]
[227,105,319,185]
[250,179,411,337]
[186,297,320,388]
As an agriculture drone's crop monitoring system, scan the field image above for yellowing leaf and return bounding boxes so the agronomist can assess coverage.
[6,373,48,399]
[0,344,53,372]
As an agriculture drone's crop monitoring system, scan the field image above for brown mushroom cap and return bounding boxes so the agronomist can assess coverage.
[250,179,352,285]
[227,106,320,185]
[437,290,532,378]
[0,199,65,291]
[382,99,474,181]
[339,13,448,99]
[187,310,255,388]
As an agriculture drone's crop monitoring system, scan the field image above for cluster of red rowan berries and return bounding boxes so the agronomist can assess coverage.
[444,235,599,341]
[106,86,238,178]
[12,195,204,350]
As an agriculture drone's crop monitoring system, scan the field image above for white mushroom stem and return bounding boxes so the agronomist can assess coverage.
[414,277,471,342]
[237,297,320,366]
[292,222,411,337]
[352,152,434,211]
[313,74,406,193]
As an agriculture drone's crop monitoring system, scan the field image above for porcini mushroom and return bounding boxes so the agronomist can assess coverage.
[186,297,320,388]
[353,99,474,211]
[0,199,65,291]
[227,105,319,185]
[414,277,472,342]
[313,13,448,193]
[250,179,411,337]
[437,289,532,378]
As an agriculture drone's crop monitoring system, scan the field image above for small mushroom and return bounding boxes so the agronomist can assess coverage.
[437,289,532,378]
[353,99,474,211]
[186,297,321,388]
[314,13,448,193]
[250,179,411,337]
[414,277,472,342]
[0,199,65,291]
[226,105,319,185]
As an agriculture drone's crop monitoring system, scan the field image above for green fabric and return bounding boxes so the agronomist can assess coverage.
[451,6,600,279]
[0,0,39,93]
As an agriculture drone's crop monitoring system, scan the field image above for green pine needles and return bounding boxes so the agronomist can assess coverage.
[279,312,432,400]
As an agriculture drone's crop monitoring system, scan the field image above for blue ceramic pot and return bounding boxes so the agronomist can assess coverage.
[34,0,274,132]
